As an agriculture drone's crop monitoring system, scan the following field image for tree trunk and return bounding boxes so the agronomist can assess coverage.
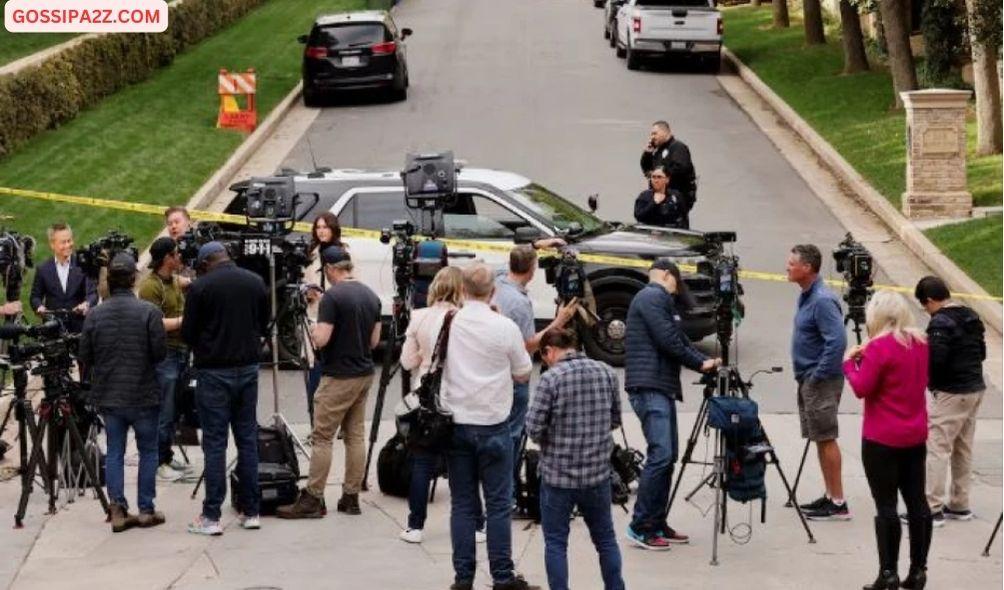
[772,0,790,28]
[879,0,919,108]
[873,8,888,55]
[803,0,827,44]
[965,0,1003,154]
[839,0,870,73]
[752,0,761,7]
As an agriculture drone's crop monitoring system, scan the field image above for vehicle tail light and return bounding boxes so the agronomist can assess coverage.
[632,16,641,33]
[305,46,328,59]
[717,18,723,35]
[371,41,397,55]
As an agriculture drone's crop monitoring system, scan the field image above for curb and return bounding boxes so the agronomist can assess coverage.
[0,34,100,78]
[721,47,1003,335]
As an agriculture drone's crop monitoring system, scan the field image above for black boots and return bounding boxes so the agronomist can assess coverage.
[336,493,361,515]
[901,513,932,589]
[901,566,928,590]
[863,516,901,590]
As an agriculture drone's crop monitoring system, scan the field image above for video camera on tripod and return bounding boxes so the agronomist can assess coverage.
[832,232,874,340]
[697,231,744,361]
[75,230,138,280]
[0,228,35,295]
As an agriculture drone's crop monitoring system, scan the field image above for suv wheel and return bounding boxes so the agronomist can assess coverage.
[626,46,641,70]
[581,289,634,367]
[303,82,322,107]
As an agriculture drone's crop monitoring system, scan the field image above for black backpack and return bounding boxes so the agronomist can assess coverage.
[708,396,767,503]
[515,448,541,522]
[377,433,413,498]
[257,425,299,478]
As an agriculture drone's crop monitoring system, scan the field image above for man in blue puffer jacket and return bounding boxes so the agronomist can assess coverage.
[624,258,719,550]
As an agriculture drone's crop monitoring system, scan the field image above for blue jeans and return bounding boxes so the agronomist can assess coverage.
[409,450,485,530]
[448,422,514,585]
[154,347,187,465]
[196,365,260,521]
[628,391,678,535]
[102,405,159,513]
[541,482,624,590]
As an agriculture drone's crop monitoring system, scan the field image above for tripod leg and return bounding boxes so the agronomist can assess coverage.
[64,418,109,515]
[14,409,48,528]
[761,431,816,543]
[983,513,1003,557]
[786,439,811,508]
[710,452,722,566]
[667,398,709,514]
[362,355,399,491]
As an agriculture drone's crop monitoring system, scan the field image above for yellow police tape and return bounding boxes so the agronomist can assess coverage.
[1,185,1001,303]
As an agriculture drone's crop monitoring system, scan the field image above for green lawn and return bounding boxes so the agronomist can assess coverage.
[724,6,1003,295]
[925,215,1003,297]
[0,0,364,303]
[0,30,77,67]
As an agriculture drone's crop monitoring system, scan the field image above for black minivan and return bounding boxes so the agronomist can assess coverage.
[297,11,412,105]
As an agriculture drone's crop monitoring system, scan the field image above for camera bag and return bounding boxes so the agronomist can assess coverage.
[377,433,414,498]
[231,462,298,515]
[707,396,767,503]
[394,311,456,452]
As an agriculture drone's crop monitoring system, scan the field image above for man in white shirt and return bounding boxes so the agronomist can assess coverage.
[443,263,538,590]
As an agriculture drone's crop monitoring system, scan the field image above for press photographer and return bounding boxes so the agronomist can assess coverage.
[79,253,167,532]
[30,222,97,333]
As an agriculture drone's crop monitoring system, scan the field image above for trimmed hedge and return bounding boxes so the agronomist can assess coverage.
[0,0,268,158]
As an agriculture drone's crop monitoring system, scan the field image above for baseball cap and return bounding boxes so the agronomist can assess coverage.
[195,241,226,268]
[148,236,178,269]
[650,258,680,273]
[321,245,351,266]
[108,252,137,276]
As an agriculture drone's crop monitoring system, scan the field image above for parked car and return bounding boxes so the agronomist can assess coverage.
[225,167,717,366]
[605,0,628,46]
[615,0,722,72]
[297,11,412,106]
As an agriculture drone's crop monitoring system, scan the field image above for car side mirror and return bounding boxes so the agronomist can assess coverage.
[587,193,599,213]
[401,28,413,39]
[514,226,544,244]
[297,34,308,44]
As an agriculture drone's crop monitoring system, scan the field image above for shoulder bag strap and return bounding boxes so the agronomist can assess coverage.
[427,309,457,374]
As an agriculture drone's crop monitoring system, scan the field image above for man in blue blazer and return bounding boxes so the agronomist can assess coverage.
[30,222,97,333]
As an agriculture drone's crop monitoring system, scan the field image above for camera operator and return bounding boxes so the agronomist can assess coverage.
[138,237,191,482]
[624,258,719,550]
[302,212,344,426]
[639,121,696,228]
[914,276,987,528]
[786,244,850,521]
[633,166,686,228]
[30,222,97,333]
[525,328,624,590]
[78,253,167,532]
[278,246,381,520]
[443,263,538,590]
[494,245,578,488]
[182,242,269,535]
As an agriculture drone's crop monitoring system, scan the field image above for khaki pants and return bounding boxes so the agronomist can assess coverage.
[926,389,984,511]
[306,374,374,498]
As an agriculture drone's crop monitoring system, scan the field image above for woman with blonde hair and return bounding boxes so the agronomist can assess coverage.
[397,266,484,544]
[843,290,932,590]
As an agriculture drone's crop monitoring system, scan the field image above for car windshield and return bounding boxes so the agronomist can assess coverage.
[315,23,387,47]
[506,183,605,235]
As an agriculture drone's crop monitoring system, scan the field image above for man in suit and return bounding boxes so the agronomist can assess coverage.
[30,222,97,333]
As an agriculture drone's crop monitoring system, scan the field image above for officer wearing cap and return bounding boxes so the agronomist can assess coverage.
[138,236,192,482]
[623,258,720,550]
[79,252,168,532]
[182,241,269,535]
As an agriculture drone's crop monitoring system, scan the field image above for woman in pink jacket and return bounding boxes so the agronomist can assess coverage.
[843,290,932,590]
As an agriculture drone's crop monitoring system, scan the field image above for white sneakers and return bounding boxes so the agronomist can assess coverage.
[156,464,184,482]
[187,515,223,536]
[475,529,487,544]
[238,514,261,530]
[399,528,424,543]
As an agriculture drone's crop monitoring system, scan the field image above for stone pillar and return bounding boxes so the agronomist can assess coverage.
[900,89,973,219]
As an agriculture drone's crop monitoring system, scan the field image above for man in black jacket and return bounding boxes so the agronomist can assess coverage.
[79,253,167,532]
[624,259,718,550]
[639,121,697,228]
[914,276,987,526]
[30,222,97,333]
[182,242,269,535]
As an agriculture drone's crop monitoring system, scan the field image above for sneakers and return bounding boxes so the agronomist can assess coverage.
[156,464,184,482]
[277,489,324,519]
[804,498,852,521]
[187,515,223,536]
[137,511,166,528]
[167,459,194,474]
[899,510,945,528]
[492,574,541,590]
[238,514,261,530]
[475,528,487,544]
[399,528,424,544]
[799,495,829,512]
[944,506,974,521]
[109,503,139,533]
[626,526,672,551]
[336,493,361,515]
[659,525,690,544]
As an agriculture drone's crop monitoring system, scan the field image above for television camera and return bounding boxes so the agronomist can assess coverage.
[75,230,138,280]
[0,227,35,295]
[697,231,744,362]
[832,232,874,341]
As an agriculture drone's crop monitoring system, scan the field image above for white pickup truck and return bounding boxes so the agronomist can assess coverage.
[614,0,722,72]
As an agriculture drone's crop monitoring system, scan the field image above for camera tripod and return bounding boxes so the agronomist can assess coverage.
[666,365,815,565]
[9,363,109,528]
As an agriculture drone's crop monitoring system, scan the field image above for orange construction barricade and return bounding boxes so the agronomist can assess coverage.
[216,68,257,133]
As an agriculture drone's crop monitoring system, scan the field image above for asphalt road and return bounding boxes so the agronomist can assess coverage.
[263,0,1000,425]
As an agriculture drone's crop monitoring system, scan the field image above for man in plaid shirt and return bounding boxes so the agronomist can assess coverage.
[526,329,625,590]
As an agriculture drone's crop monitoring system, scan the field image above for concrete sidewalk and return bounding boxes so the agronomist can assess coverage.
[2,412,1000,590]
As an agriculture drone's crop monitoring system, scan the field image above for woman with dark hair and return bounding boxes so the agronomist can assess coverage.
[634,166,685,228]
[304,213,344,425]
